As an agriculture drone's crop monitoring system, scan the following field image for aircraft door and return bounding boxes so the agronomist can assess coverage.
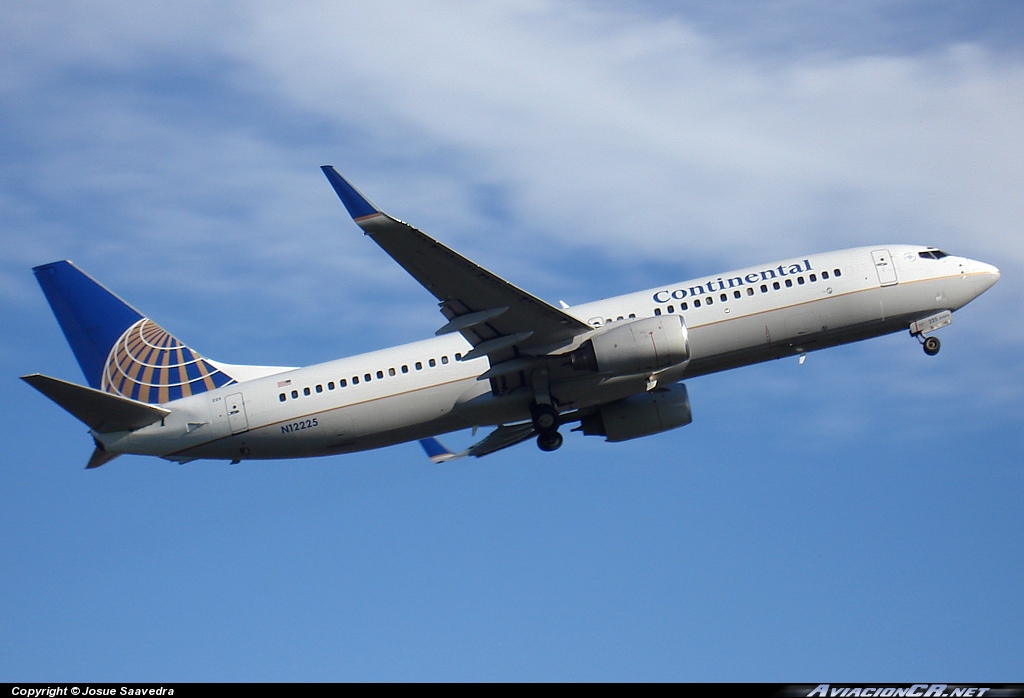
[225,392,250,434]
[871,249,898,287]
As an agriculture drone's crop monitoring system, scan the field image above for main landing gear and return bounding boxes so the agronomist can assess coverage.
[531,402,563,452]
[537,430,563,452]
[530,366,564,452]
[922,335,941,356]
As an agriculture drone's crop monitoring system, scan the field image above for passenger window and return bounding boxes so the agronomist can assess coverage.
[316,384,323,393]
[681,302,688,310]
[694,299,701,308]
[376,370,384,379]
[785,279,793,288]
[773,281,780,290]
[822,271,830,280]
[809,274,817,282]
[365,373,372,382]
[401,365,409,374]
[746,287,754,296]
[279,393,286,402]
[340,379,347,387]
[328,382,335,390]
[834,268,842,277]
[415,362,422,370]
[429,358,437,367]
[628,313,636,319]
[654,307,662,316]
[706,297,713,305]
[389,368,396,376]
[441,356,449,365]
[733,290,741,299]
[303,387,311,396]
[455,353,462,361]
[352,376,359,384]
[291,390,298,399]
[797,277,805,285]
[667,305,675,313]
[720,293,727,302]
[760,284,768,293]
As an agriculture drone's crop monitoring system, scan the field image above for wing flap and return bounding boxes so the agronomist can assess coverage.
[22,373,171,433]
[466,422,537,458]
[417,422,538,462]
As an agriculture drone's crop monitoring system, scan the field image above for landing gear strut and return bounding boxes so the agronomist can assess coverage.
[910,312,950,357]
[531,403,559,432]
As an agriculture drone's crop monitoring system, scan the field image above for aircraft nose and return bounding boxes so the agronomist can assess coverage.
[974,260,1000,290]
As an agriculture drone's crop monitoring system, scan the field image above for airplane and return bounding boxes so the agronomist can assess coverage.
[22,166,1001,468]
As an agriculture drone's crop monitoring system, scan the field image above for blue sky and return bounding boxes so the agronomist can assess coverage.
[2,0,1022,681]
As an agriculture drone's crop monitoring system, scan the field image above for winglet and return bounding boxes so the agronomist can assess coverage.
[418,437,461,463]
[320,166,381,221]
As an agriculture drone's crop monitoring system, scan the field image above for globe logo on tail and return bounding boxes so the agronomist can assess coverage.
[101,319,233,404]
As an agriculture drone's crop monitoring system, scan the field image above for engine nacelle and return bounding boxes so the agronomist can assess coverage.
[570,315,690,376]
[580,383,693,442]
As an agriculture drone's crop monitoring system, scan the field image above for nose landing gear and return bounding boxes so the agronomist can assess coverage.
[910,311,951,357]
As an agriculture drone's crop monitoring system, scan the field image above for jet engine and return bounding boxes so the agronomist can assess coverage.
[579,383,693,442]
[569,316,690,376]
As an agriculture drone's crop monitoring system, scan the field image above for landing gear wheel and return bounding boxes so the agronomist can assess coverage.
[537,431,563,452]
[531,403,559,433]
[923,336,941,356]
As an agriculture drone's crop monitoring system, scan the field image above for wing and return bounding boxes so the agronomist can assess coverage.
[321,166,591,367]
[418,422,538,462]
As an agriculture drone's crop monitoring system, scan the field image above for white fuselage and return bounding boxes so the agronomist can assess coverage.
[98,245,1000,462]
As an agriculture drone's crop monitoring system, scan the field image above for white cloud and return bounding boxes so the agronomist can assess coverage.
[6,1,1021,261]
[220,2,1024,263]
[2,0,1021,364]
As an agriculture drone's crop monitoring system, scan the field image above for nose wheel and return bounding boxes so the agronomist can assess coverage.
[922,336,941,356]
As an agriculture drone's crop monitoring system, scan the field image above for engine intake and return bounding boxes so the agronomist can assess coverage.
[580,383,693,442]
[570,315,690,376]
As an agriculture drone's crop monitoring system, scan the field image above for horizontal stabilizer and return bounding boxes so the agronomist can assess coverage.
[87,446,120,469]
[22,373,170,433]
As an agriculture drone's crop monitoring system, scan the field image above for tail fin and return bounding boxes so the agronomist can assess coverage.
[33,261,234,404]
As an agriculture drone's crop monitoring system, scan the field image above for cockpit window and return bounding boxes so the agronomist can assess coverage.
[919,249,949,260]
